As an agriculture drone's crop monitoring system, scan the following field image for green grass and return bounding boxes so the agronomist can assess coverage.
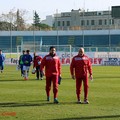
[5,53,18,59]
[0,65,120,120]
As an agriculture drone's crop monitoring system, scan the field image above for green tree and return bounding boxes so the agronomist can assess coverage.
[16,9,25,30]
[32,11,52,30]
[33,11,40,26]
[0,21,11,30]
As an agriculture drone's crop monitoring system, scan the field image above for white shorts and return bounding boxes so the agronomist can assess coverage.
[23,66,30,71]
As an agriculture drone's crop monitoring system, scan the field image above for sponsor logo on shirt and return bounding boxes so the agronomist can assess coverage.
[75,57,88,60]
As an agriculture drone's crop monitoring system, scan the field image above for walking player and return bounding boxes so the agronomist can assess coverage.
[70,48,93,104]
[0,49,5,73]
[40,46,61,103]
[33,52,43,80]
[22,50,32,80]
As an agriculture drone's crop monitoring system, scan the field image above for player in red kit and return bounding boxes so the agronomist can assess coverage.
[70,48,93,104]
[33,52,43,80]
[40,46,61,103]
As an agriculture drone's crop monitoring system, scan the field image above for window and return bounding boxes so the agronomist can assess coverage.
[62,21,65,26]
[91,20,95,25]
[112,19,114,25]
[87,20,89,25]
[58,21,60,26]
[66,21,70,26]
[104,19,107,25]
[99,20,102,25]
[109,19,114,25]
[81,20,85,26]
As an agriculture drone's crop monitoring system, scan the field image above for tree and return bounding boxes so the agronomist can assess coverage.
[33,11,40,27]
[0,8,27,31]
[16,9,25,30]
[32,11,52,30]
[0,21,11,30]
[0,8,16,30]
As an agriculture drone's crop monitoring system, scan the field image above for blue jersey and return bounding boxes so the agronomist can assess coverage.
[0,54,5,66]
[22,54,32,66]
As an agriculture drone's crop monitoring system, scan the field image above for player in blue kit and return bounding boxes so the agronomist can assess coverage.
[22,50,32,80]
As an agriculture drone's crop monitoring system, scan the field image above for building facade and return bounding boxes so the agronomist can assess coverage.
[54,9,120,30]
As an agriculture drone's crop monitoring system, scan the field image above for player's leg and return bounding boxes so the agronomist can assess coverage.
[36,66,39,80]
[26,66,30,79]
[52,75,59,103]
[46,76,52,101]
[83,75,89,104]
[23,66,27,80]
[76,78,82,103]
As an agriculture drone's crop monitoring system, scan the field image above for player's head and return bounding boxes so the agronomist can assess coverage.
[33,52,37,56]
[22,50,25,54]
[26,50,30,54]
[49,46,56,56]
[78,47,84,56]
[0,49,2,54]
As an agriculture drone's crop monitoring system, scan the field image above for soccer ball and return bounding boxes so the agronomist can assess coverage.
[38,61,41,65]
[32,68,36,74]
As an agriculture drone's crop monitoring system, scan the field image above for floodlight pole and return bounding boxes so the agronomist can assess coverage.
[82,9,85,48]
[10,24,12,58]
[33,10,35,52]
[108,7,111,52]
[82,0,85,48]
[56,9,59,51]
[56,9,59,46]
[10,15,13,58]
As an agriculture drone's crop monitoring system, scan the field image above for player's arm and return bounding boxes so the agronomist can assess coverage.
[70,58,75,79]
[88,58,93,80]
[58,58,61,76]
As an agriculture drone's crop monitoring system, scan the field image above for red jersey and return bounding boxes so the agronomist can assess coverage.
[70,54,92,78]
[40,54,61,77]
[33,56,42,67]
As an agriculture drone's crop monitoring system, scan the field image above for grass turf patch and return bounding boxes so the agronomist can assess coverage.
[0,65,120,120]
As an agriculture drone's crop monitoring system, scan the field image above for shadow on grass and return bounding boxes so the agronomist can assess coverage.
[94,76,120,79]
[53,115,120,120]
[0,80,24,82]
[0,79,44,82]
[0,101,53,107]
[0,101,77,107]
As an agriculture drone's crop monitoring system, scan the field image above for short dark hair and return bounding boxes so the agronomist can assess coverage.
[0,49,2,51]
[49,46,56,51]
[26,50,30,53]
[22,50,25,52]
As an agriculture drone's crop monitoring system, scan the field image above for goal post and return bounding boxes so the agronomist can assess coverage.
[17,44,72,64]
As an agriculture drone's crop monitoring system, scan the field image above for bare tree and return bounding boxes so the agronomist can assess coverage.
[0,8,28,31]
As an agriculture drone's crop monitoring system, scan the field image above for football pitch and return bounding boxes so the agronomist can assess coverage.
[0,65,120,120]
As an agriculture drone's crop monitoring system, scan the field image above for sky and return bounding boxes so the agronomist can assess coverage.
[0,0,120,23]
